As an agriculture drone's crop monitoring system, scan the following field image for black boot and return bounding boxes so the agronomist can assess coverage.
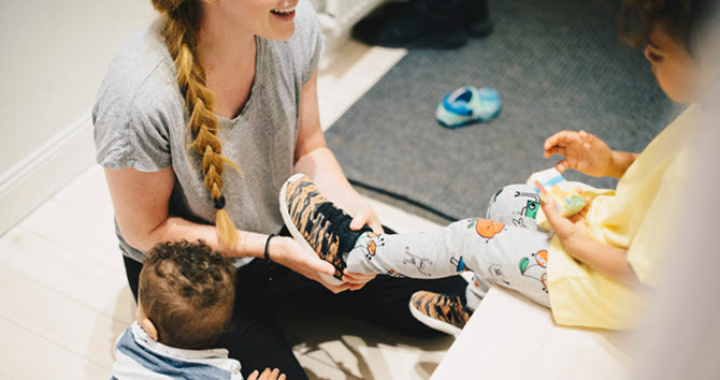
[352,0,492,49]
[462,0,494,37]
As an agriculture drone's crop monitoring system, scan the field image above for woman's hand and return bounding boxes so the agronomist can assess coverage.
[343,270,376,291]
[543,130,614,177]
[348,199,384,234]
[268,236,350,293]
[247,368,285,380]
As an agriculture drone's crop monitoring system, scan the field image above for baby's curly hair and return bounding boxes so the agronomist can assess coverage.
[620,0,715,54]
[139,240,236,349]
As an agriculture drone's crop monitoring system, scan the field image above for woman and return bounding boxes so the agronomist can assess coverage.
[94,0,465,377]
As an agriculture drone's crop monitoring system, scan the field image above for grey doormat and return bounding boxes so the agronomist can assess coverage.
[325,0,682,223]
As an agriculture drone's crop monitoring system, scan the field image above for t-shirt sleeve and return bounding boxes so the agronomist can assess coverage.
[299,1,325,84]
[93,92,172,172]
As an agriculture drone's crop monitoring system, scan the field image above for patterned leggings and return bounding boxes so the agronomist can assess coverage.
[347,184,552,309]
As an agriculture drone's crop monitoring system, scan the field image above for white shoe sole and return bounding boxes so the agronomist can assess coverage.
[408,299,462,337]
[279,173,346,286]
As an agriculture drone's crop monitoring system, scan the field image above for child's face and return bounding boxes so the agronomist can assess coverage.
[644,26,704,103]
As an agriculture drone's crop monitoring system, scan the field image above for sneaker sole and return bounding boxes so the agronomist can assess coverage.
[408,299,463,337]
[279,173,347,286]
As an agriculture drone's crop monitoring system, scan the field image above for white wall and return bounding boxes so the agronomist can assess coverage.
[0,1,156,234]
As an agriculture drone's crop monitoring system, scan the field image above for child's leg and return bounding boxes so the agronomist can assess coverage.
[347,218,487,278]
[347,216,551,306]
[347,184,551,307]
[465,273,492,310]
[487,184,544,227]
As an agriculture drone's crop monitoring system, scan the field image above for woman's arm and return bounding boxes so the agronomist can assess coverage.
[105,166,343,291]
[293,71,383,233]
[104,167,268,257]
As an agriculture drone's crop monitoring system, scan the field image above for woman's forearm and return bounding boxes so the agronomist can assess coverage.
[293,146,365,212]
[124,215,268,259]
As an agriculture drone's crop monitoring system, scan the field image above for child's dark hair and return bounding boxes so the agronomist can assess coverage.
[620,0,715,54]
[139,240,236,349]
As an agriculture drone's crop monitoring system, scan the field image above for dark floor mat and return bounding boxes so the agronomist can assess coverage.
[325,0,683,223]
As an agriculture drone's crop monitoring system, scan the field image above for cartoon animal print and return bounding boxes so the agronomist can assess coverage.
[521,200,541,219]
[515,191,541,219]
[515,190,540,201]
[403,247,433,276]
[519,249,549,292]
[362,232,384,262]
[474,219,505,240]
[488,264,510,286]
[512,218,527,228]
[386,269,407,278]
[450,256,470,272]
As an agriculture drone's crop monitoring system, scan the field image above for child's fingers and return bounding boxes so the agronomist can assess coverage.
[248,370,259,380]
[555,159,570,173]
[544,145,567,158]
[544,130,576,150]
[573,196,593,219]
[278,374,287,380]
[541,199,565,229]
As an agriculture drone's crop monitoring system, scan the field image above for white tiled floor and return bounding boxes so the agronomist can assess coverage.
[0,41,457,380]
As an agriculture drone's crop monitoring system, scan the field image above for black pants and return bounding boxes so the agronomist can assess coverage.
[123,228,466,379]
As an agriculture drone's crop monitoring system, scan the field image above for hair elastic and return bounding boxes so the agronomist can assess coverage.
[213,195,226,210]
[264,234,277,262]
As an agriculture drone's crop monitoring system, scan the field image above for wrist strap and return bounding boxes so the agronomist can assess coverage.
[264,234,277,261]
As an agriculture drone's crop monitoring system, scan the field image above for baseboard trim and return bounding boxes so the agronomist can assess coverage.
[0,113,96,236]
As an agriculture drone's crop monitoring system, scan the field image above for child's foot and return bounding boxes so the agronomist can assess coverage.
[409,291,472,336]
[279,173,371,285]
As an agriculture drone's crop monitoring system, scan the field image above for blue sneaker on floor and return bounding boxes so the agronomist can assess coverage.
[436,86,501,128]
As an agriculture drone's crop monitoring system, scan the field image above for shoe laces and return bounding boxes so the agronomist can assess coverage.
[314,202,350,230]
[314,202,369,252]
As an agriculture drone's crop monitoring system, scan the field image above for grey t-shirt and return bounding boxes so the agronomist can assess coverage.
[93,1,324,266]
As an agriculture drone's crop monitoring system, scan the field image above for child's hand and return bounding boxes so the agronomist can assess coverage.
[541,197,592,242]
[248,368,286,380]
[544,130,614,177]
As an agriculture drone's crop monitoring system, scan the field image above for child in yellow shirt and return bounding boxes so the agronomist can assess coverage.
[279,0,714,334]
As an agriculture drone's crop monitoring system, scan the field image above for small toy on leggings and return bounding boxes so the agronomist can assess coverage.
[529,168,587,217]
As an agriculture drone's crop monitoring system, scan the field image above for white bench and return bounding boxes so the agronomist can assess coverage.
[432,286,633,380]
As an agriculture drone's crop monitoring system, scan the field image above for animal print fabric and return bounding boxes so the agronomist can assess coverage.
[348,184,552,308]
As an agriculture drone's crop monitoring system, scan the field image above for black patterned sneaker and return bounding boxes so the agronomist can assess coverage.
[279,173,371,285]
[409,291,472,336]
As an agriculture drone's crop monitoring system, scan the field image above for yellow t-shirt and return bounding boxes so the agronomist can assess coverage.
[546,105,702,330]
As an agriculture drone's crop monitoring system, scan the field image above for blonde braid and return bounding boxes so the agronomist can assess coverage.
[153,0,241,249]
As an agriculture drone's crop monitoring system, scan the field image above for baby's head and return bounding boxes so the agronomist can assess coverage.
[137,240,236,350]
[621,0,717,102]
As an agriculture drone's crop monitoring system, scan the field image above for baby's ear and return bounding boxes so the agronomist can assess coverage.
[140,318,159,341]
